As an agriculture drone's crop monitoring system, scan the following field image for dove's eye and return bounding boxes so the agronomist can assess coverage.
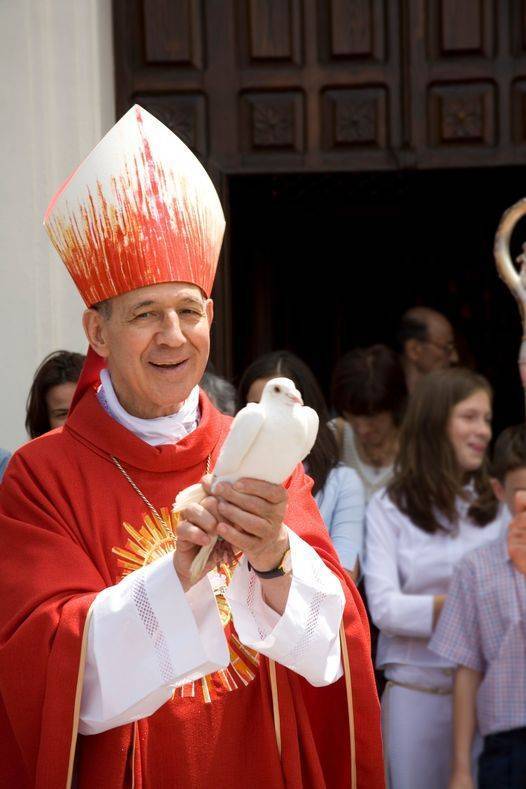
[274,385,280,393]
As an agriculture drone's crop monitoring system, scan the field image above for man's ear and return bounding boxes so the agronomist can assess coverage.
[206,298,214,327]
[82,309,110,359]
[404,339,422,363]
[491,477,506,503]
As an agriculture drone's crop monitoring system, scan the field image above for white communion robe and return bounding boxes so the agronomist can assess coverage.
[364,488,507,789]
[79,376,345,735]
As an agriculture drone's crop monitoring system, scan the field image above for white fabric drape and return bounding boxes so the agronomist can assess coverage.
[80,527,344,735]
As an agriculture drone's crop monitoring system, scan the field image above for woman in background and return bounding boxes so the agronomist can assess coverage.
[26,350,85,439]
[331,345,407,502]
[239,350,365,578]
[365,368,507,789]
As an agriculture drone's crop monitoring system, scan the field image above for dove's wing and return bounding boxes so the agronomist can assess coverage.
[298,406,319,461]
[213,404,265,478]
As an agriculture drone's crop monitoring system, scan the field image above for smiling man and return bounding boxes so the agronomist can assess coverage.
[0,107,383,788]
[86,285,213,419]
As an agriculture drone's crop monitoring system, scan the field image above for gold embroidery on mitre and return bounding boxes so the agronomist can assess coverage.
[112,507,260,703]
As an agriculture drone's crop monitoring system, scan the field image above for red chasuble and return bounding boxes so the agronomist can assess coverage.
[0,388,384,788]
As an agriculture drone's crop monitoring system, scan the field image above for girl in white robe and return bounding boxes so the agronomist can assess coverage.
[365,368,507,789]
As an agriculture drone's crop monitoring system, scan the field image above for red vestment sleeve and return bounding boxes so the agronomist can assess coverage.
[0,451,106,787]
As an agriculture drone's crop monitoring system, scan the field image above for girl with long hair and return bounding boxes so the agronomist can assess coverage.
[26,350,85,439]
[365,368,508,788]
[239,351,365,578]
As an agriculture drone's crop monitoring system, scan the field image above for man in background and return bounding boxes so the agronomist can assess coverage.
[397,306,458,392]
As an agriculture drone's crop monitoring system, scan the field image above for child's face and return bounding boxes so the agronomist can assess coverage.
[492,467,526,514]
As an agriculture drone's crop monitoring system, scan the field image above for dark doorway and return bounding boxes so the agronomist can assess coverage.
[229,167,526,434]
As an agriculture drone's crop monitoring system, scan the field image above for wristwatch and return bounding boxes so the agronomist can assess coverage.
[248,547,292,579]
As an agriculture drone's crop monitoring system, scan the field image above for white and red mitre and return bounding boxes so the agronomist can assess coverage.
[44,105,225,305]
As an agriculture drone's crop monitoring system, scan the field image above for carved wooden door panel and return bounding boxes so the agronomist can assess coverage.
[113,0,401,373]
[112,1,526,375]
[407,0,526,167]
[113,0,401,173]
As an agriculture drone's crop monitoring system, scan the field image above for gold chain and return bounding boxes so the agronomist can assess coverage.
[111,454,212,526]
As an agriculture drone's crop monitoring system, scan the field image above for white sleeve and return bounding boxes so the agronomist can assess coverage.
[225,527,344,687]
[79,553,229,735]
[364,494,434,638]
[325,467,365,571]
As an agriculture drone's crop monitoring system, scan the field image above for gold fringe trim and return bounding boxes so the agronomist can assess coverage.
[66,601,95,789]
[268,659,281,758]
[339,621,357,789]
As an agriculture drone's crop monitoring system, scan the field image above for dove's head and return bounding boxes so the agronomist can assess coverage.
[262,377,303,408]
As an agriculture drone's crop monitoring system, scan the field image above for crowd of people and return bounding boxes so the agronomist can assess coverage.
[2,303,524,788]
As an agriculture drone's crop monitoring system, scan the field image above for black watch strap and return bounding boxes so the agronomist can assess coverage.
[247,561,286,580]
[247,547,291,579]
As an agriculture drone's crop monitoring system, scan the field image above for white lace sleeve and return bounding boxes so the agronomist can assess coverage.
[79,553,229,735]
[225,527,344,687]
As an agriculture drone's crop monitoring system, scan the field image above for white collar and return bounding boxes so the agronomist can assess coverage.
[97,368,200,446]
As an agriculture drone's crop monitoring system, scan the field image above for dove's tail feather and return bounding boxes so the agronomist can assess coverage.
[172,483,206,513]
[190,537,218,580]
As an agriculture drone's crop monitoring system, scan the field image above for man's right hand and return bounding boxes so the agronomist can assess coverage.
[173,497,234,591]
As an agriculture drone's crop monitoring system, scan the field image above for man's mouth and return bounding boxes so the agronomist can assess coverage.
[149,359,189,371]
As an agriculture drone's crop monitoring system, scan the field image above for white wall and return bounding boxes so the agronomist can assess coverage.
[0,0,115,451]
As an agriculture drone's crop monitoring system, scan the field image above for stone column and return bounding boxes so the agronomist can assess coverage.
[0,0,115,450]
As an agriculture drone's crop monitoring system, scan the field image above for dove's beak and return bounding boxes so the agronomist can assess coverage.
[288,393,303,405]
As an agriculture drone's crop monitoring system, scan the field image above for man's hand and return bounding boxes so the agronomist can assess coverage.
[174,497,234,592]
[508,491,526,575]
[204,476,289,572]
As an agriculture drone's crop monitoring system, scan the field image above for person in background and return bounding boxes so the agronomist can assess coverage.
[397,306,458,393]
[239,350,365,579]
[25,350,85,438]
[200,366,237,416]
[330,344,407,502]
[365,367,508,789]
[431,423,526,789]
[0,448,10,482]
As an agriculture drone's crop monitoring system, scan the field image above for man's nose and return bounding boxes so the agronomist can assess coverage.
[449,347,459,365]
[156,313,185,345]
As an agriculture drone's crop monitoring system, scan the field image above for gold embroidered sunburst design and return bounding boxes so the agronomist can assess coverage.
[112,507,179,575]
[112,507,260,702]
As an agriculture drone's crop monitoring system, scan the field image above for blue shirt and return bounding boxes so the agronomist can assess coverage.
[314,465,365,570]
[0,448,11,482]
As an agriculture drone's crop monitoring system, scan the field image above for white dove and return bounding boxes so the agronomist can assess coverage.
[173,377,319,579]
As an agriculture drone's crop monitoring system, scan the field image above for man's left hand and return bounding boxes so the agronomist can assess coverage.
[202,476,289,572]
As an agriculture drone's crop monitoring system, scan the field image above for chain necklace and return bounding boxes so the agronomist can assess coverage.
[111,454,212,530]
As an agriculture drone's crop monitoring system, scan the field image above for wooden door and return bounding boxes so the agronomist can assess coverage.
[114,1,402,174]
[112,1,526,376]
[408,0,526,167]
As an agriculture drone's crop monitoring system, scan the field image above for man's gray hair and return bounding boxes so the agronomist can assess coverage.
[92,298,113,319]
